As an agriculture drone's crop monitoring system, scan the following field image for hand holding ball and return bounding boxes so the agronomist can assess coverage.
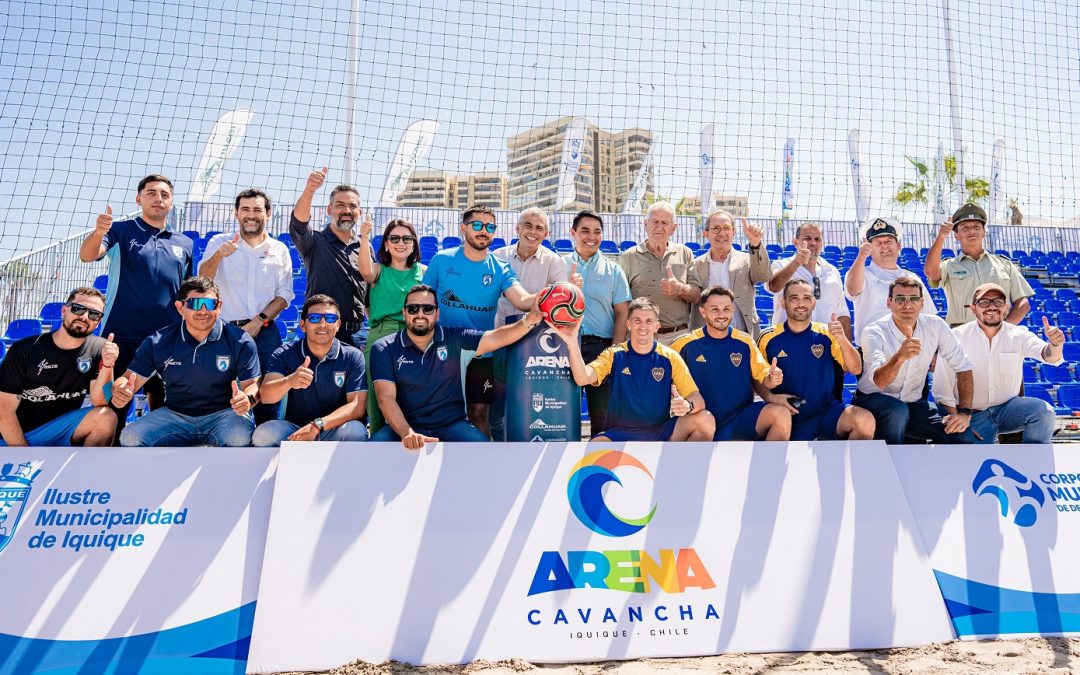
[537,282,585,327]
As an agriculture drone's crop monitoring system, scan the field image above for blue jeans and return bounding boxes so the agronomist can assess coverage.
[251,419,369,447]
[369,420,488,443]
[120,407,254,447]
[853,391,976,445]
[944,396,1056,444]
[251,321,284,425]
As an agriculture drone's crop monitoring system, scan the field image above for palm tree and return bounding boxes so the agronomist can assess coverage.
[891,153,990,211]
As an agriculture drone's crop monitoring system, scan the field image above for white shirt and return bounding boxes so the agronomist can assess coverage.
[770,257,850,326]
[932,321,1062,409]
[857,313,972,403]
[708,256,746,332]
[492,244,567,326]
[202,233,294,321]
[846,261,937,340]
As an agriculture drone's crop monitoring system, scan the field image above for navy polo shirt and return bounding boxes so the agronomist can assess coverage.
[266,338,366,426]
[100,218,194,342]
[289,214,367,323]
[128,319,261,416]
[369,326,484,431]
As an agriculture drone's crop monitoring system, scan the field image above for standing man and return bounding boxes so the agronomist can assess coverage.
[0,287,118,446]
[925,203,1033,326]
[854,277,976,445]
[758,279,874,441]
[79,174,194,411]
[369,284,545,448]
[564,210,632,435]
[619,201,701,345]
[845,217,936,341]
[252,295,368,446]
[553,298,715,443]
[767,222,852,340]
[932,283,1063,444]
[290,166,369,348]
[422,205,535,436]
[200,188,294,424]
[689,211,772,340]
[674,287,791,441]
[114,276,261,447]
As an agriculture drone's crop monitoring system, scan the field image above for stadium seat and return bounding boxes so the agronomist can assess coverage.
[93,274,109,293]
[442,236,461,249]
[554,238,574,253]
[277,232,293,246]
[39,302,65,331]
[289,248,303,270]
[372,236,382,252]
[182,229,200,241]
[1056,384,1080,413]
[276,321,290,342]
[4,319,43,344]
[599,240,619,254]
[278,305,299,324]
[1055,289,1077,301]
[686,242,701,253]
[1024,362,1043,383]
[1043,299,1067,314]
[1026,384,1065,414]
[1064,342,1080,362]
[0,341,6,361]
[491,237,507,250]
[1041,364,1073,384]
[620,240,636,251]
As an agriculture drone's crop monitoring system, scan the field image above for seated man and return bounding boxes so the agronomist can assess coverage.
[758,279,874,441]
[252,294,368,446]
[854,276,975,445]
[114,276,260,447]
[369,284,545,449]
[554,297,715,442]
[932,283,1062,444]
[0,287,118,446]
[674,286,791,441]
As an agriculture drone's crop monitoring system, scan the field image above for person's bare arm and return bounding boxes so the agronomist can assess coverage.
[924,219,952,285]
[0,393,27,446]
[79,205,113,262]
[292,166,327,225]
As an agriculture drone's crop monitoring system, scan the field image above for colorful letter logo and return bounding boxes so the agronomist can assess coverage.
[567,450,656,537]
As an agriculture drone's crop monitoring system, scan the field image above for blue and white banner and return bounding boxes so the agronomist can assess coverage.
[699,125,715,223]
[0,447,277,675]
[380,119,440,206]
[781,138,795,218]
[188,108,255,203]
[556,117,588,209]
[987,139,1005,227]
[623,139,654,215]
[934,142,950,223]
[847,129,870,225]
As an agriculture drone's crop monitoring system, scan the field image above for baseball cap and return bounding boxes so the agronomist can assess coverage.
[865,216,902,241]
[972,282,1006,303]
[952,203,987,226]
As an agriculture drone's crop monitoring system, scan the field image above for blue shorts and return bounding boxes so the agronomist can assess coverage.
[714,401,768,441]
[0,407,93,447]
[790,401,847,441]
[597,417,679,442]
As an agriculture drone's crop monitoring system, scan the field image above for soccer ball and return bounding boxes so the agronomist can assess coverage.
[537,282,585,327]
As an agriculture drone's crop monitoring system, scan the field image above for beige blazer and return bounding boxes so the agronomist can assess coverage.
[689,246,773,340]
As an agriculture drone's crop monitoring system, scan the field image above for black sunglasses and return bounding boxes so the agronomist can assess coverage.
[812,276,821,299]
[67,302,103,321]
[386,234,415,245]
[405,303,437,316]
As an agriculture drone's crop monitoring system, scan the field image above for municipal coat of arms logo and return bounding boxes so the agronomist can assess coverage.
[0,462,42,556]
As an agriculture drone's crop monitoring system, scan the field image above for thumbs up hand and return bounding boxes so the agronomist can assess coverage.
[795,240,812,265]
[230,380,253,416]
[219,233,240,258]
[101,333,119,369]
[1043,315,1066,347]
[670,384,692,417]
[306,165,328,193]
[111,375,135,407]
[290,356,314,389]
[95,205,114,234]
[360,211,373,238]
[660,268,682,297]
[828,312,845,341]
[767,356,783,387]
[569,262,584,289]
[897,322,921,361]
[742,218,763,247]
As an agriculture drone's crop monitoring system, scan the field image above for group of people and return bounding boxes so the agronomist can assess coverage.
[0,170,1065,448]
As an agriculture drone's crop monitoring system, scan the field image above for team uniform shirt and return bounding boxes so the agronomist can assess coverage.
[932,321,1061,409]
[0,335,105,432]
[673,327,770,426]
[758,322,847,418]
[202,233,294,321]
[492,245,567,327]
[707,256,747,332]
[128,320,261,417]
[422,246,519,331]
[933,249,1034,325]
[564,251,632,339]
[370,326,485,431]
[857,314,971,403]
[589,341,698,432]
[266,338,366,426]
[770,257,850,327]
[846,261,936,340]
[99,218,194,342]
[289,214,367,323]
[619,242,701,330]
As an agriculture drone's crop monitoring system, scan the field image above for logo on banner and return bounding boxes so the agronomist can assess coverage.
[973,459,1045,528]
[532,393,544,412]
[567,450,657,537]
[216,355,230,372]
[0,461,42,556]
[526,328,571,370]
[77,357,92,373]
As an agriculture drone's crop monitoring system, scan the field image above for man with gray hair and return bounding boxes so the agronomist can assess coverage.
[619,201,701,345]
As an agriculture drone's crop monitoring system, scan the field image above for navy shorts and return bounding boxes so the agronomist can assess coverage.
[465,357,495,405]
[790,401,847,441]
[597,417,680,442]
[714,401,768,441]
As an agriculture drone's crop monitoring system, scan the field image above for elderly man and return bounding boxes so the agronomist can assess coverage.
[767,222,852,340]
[689,211,772,340]
[619,201,701,345]
[845,216,936,341]
[925,203,1033,326]
[932,283,1063,444]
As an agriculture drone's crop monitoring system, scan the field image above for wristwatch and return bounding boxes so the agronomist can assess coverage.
[956,407,973,416]
[312,417,326,432]
[247,393,257,406]
[258,312,270,327]
[748,243,761,253]
[686,398,695,413]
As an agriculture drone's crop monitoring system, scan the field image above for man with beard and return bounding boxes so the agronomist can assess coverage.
[0,287,118,446]
[422,205,535,436]
[674,286,791,441]
[290,167,369,348]
[767,222,852,340]
[369,284,543,449]
[689,211,772,340]
[932,283,1063,444]
[758,279,874,441]
[200,189,294,424]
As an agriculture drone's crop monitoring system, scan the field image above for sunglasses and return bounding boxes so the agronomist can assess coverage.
[182,297,221,311]
[304,313,339,324]
[812,276,821,299]
[405,303,437,316]
[974,298,1007,308]
[891,295,923,305]
[466,220,498,233]
[386,234,415,245]
[67,302,103,321]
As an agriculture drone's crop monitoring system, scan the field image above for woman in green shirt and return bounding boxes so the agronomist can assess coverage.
[358,216,425,433]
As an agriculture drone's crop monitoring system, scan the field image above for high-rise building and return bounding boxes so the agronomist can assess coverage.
[506,117,654,213]
[396,171,508,209]
[680,194,750,218]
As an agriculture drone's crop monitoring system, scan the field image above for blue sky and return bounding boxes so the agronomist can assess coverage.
[1,0,1077,260]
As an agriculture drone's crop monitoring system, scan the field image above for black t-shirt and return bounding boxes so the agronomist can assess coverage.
[0,334,105,432]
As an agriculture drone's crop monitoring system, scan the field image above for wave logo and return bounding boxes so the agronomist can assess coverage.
[973,459,1045,528]
[0,461,42,556]
[567,450,657,537]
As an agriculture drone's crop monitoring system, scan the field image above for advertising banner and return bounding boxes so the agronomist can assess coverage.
[0,447,277,675]
[504,323,581,442]
[247,441,951,672]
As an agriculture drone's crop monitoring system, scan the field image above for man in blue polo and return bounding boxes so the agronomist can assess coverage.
[252,294,368,446]
[113,276,261,447]
[79,174,194,412]
[369,284,543,449]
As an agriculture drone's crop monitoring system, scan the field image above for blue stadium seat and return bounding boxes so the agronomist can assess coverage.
[1026,384,1066,414]
[420,249,435,265]
[202,231,223,243]
[1011,249,1026,259]
[4,319,43,344]
[278,305,299,324]
[39,302,65,331]
[182,229,200,241]
[1058,312,1080,327]
[620,240,636,251]
[419,236,439,249]
[686,242,701,253]
[1043,299,1067,314]
[442,236,461,249]
[277,232,293,247]
[0,341,6,361]
[1056,384,1080,413]
[1055,289,1077,301]
[1041,364,1073,384]
[554,239,574,253]
[491,237,507,250]
[371,236,382,252]
[767,244,783,255]
[276,321,290,342]
[1024,362,1043,383]
[599,240,619,254]
[1064,342,1080,362]
[93,274,109,293]
[289,248,303,271]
